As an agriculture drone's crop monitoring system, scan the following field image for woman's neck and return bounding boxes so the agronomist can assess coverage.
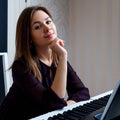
[37,47,53,66]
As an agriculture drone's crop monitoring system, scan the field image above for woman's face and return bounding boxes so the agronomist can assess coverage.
[31,10,57,48]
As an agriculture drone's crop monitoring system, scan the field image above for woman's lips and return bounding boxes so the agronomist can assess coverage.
[44,33,55,38]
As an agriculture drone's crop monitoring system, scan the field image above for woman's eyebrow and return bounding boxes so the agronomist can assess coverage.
[32,21,40,25]
[45,17,50,20]
[31,17,51,26]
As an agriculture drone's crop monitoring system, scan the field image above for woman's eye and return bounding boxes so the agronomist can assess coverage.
[34,24,41,30]
[46,20,51,25]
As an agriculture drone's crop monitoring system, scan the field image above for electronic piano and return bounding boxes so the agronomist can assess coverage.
[31,90,112,120]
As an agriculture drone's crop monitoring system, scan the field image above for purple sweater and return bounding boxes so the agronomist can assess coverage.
[0,58,90,119]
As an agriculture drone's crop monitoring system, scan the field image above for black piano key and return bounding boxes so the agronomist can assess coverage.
[48,117,56,120]
[49,114,66,120]
[57,114,71,120]
[48,116,63,120]
[48,113,74,120]
[92,95,110,107]
[86,103,102,110]
[98,99,109,104]
[72,107,92,114]
[77,104,95,112]
[98,94,111,102]
[63,111,81,120]
[83,104,98,111]
[99,99,108,104]
[89,101,104,108]
[68,109,87,117]
[93,100,107,106]
[72,109,88,116]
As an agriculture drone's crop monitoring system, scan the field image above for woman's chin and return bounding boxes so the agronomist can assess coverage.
[46,35,57,44]
[50,36,57,41]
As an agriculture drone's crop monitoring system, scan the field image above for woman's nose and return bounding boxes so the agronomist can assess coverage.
[43,24,51,32]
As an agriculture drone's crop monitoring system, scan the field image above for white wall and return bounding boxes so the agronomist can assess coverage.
[69,0,120,96]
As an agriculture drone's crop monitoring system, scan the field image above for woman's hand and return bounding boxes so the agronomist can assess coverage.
[49,38,67,58]
[67,100,76,105]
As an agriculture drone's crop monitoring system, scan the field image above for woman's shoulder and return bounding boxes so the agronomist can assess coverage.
[12,57,27,70]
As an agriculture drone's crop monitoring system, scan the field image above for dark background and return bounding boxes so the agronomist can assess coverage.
[0,0,7,102]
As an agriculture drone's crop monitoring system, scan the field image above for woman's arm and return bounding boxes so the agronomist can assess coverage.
[49,38,68,98]
[51,55,67,98]
[67,62,90,102]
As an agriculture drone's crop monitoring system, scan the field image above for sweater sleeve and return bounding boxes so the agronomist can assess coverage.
[12,60,67,111]
[67,62,90,102]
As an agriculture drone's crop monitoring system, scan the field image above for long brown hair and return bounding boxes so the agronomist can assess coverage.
[11,6,58,81]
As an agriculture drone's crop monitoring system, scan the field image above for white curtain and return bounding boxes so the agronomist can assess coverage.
[69,0,120,96]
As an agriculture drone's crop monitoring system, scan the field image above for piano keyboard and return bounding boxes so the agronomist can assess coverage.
[31,90,112,120]
[47,94,111,120]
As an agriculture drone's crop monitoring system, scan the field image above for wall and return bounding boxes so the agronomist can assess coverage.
[69,0,120,96]
[7,0,28,86]
[0,0,7,52]
[0,0,7,101]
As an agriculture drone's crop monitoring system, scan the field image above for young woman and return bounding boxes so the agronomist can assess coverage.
[0,6,90,119]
